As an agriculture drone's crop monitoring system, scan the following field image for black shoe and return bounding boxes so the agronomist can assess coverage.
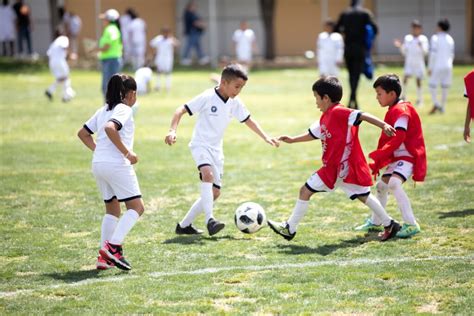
[380,220,401,242]
[45,90,53,101]
[207,218,225,236]
[175,223,203,235]
[267,220,296,241]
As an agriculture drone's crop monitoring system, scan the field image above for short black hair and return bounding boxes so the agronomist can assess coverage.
[312,76,343,103]
[373,74,402,97]
[221,63,248,82]
[438,18,450,32]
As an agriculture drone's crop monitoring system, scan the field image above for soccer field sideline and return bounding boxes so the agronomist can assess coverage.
[2,255,472,299]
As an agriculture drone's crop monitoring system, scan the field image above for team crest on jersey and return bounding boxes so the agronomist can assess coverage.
[211,106,217,113]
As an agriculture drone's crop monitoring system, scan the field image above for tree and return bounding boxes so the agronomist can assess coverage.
[259,0,276,60]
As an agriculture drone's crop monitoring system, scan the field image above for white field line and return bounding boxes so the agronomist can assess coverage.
[1,255,472,299]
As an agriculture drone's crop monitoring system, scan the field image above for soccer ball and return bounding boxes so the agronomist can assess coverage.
[234,202,266,234]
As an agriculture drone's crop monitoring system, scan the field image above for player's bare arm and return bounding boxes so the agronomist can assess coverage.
[359,112,396,137]
[244,117,279,147]
[77,127,96,151]
[104,121,138,164]
[165,105,187,146]
[464,104,471,143]
[279,132,315,144]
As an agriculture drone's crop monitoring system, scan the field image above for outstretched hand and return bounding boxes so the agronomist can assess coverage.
[278,135,293,144]
[265,137,280,147]
[165,130,177,146]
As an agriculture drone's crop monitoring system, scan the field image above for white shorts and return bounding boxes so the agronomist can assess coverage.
[92,162,142,202]
[404,64,425,79]
[156,58,173,73]
[382,160,413,182]
[190,146,224,188]
[49,60,69,79]
[305,172,370,200]
[429,68,452,88]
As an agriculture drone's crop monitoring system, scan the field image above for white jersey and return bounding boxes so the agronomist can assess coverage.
[0,5,16,41]
[129,18,146,45]
[400,34,428,74]
[232,28,255,62]
[185,88,251,150]
[428,32,454,71]
[150,35,175,72]
[68,15,82,36]
[317,32,344,76]
[84,103,135,165]
[47,35,69,62]
[134,67,153,94]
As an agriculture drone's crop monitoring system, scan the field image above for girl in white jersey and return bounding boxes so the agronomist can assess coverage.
[77,74,144,271]
[150,27,179,91]
[165,64,279,236]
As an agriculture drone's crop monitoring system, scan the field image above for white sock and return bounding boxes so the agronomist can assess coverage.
[441,87,449,112]
[201,182,214,223]
[63,78,74,98]
[388,177,416,225]
[155,74,161,89]
[110,209,140,245]
[100,214,118,248]
[365,194,392,227]
[165,74,172,90]
[430,85,439,107]
[287,199,309,234]
[372,181,389,225]
[179,198,202,227]
[416,86,423,104]
[47,82,57,94]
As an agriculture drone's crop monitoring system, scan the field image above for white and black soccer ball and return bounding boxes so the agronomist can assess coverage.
[234,202,266,234]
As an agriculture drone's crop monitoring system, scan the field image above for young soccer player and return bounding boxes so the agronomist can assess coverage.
[165,63,279,236]
[267,76,400,242]
[149,27,179,91]
[393,20,429,106]
[359,74,426,238]
[232,20,256,71]
[45,29,75,102]
[317,19,344,77]
[463,70,474,143]
[428,19,454,114]
[134,66,153,95]
[77,74,144,270]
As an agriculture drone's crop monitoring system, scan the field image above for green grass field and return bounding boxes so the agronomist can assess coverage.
[1,63,473,314]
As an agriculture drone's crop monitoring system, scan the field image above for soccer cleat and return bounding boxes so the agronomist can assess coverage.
[175,223,204,235]
[380,220,401,242]
[207,218,225,236]
[354,218,384,232]
[99,241,132,271]
[267,220,296,241]
[45,90,53,101]
[96,255,114,270]
[396,222,421,238]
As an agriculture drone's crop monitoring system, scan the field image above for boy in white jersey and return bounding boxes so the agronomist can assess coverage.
[393,20,429,106]
[165,64,279,236]
[232,20,256,71]
[317,19,344,76]
[77,74,144,271]
[45,29,75,102]
[150,27,179,91]
[428,19,454,114]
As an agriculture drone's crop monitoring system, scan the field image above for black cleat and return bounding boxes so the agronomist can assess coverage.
[175,223,203,235]
[380,220,401,242]
[207,218,225,236]
[45,90,53,101]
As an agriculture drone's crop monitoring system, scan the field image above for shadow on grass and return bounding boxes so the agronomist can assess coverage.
[45,269,113,283]
[277,234,380,256]
[162,234,237,244]
[438,208,474,219]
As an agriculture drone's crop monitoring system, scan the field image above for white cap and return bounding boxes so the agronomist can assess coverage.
[100,9,119,22]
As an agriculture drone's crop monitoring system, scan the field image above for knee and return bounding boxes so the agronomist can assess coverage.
[298,185,313,201]
[200,169,214,183]
[376,180,388,193]
[387,178,402,192]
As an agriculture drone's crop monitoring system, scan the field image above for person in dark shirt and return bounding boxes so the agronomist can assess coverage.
[335,0,378,109]
[13,0,32,55]
[181,0,209,66]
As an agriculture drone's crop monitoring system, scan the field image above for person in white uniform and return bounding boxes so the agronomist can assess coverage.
[128,9,146,70]
[77,74,144,271]
[150,27,179,91]
[134,66,153,95]
[317,19,344,76]
[45,29,75,102]
[232,20,256,71]
[428,19,454,114]
[165,64,279,236]
[0,0,16,57]
[393,20,429,106]
[66,11,81,60]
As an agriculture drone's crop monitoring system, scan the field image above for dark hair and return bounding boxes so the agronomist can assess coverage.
[325,19,336,31]
[106,74,137,110]
[312,76,343,102]
[411,19,422,28]
[373,74,402,97]
[221,63,248,82]
[438,18,450,32]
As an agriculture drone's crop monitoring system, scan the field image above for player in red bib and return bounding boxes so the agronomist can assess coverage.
[267,76,401,242]
[359,74,427,238]
[463,70,474,143]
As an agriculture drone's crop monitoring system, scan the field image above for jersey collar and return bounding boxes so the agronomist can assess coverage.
[214,87,229,103]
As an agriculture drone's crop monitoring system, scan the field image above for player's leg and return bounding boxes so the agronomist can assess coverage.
[401,74,410,100]
[429,71,441,114]
[416,76,423,106]
[440,68,452,113]
[165,71,172,91]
